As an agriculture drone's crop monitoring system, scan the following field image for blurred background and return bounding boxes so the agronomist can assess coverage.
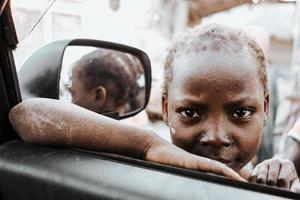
[11,0,297,77]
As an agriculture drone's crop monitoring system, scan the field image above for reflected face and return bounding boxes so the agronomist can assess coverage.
[163,51,268,171]
[68,68,96,110]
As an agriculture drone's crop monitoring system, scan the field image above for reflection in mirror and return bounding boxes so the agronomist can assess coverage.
[60,47,145,116]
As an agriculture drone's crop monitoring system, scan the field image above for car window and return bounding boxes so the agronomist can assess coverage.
[11,0,56,42]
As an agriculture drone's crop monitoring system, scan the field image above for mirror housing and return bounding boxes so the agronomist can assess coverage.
[18,39,152,120]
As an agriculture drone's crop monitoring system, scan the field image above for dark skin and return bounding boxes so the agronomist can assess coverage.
[162,50,300,191]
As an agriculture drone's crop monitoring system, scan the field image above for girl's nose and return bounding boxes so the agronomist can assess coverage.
[199,132,232,149]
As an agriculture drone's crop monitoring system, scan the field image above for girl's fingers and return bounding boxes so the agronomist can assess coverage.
[148,145,245,182]
[249,159,299,192]
[256,163,269,184]
[278,160,295,189]
[266,160,280,185]
[187,156,245,182]
[249,165,260,183]
[206,159,246,182]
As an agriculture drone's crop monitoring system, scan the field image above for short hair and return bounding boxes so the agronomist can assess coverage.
[72,49,142,104]
[163,23,268,96]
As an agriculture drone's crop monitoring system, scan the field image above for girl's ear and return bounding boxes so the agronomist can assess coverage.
[95,86,107,106]
[161,93,169,126]
[263,93,270,126]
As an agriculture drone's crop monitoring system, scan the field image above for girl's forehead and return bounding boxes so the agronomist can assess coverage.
[170,51,260,93]
[172,50,256,76]
[169,67,264,106]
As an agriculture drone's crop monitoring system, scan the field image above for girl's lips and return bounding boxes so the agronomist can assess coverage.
[190,147,235,165]
[213,157,232,164]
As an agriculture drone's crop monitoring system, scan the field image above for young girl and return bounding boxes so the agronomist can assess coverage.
[161,23,299,190]
[9,24,299,191]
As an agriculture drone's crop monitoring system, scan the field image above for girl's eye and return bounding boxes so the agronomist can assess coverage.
[232,108,253,119]
[178,109,200,119]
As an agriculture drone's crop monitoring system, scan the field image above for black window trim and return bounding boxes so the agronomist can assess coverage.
[0,3,21,144]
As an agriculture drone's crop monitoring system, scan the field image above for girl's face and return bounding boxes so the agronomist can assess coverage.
[162,51,269,171]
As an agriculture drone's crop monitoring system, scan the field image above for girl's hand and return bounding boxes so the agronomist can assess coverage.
[145,142,245,182]
[249,158,300,192]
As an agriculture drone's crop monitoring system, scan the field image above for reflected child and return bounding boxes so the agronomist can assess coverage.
[68,49,142,115]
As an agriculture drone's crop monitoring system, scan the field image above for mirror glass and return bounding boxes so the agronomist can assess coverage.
[59,46,146,117]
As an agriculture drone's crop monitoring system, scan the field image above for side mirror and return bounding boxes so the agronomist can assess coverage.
[18,39,152,120]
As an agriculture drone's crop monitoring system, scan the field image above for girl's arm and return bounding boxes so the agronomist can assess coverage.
[9,98,244,181]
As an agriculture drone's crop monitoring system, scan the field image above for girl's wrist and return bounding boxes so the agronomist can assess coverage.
[142,130,171,161]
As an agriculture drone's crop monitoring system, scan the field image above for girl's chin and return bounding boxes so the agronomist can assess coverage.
[228,162,241,172]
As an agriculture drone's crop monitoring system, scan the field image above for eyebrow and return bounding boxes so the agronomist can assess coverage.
[224,97,259,108]
[172,98,208,108]
[172,96,259,108]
